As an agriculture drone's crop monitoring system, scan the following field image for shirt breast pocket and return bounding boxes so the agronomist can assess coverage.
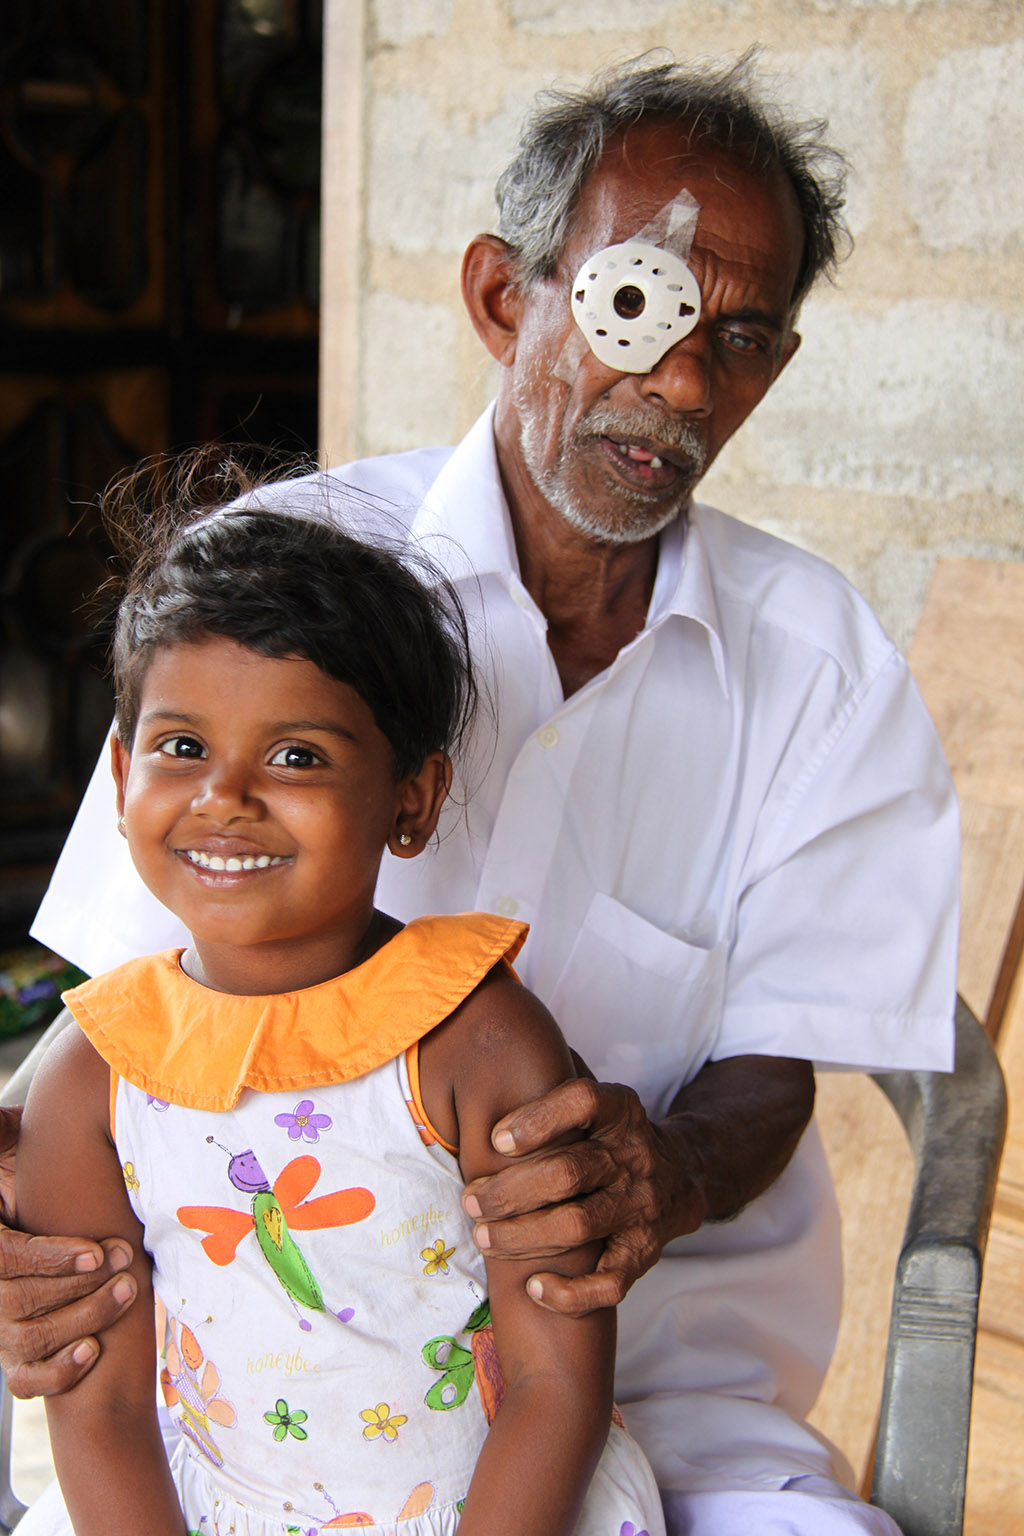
[547,891,727,1120]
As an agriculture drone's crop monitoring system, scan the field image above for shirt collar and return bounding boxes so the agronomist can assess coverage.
[650,506,730,698]
[409,402,521,585]
[410,403,728,697]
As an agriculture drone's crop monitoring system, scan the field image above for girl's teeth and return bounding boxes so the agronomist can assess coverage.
[186,849,285,870]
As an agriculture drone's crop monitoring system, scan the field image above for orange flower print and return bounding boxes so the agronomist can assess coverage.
[161,1318,236,1467]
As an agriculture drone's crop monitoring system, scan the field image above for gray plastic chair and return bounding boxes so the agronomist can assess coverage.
[869,994,1007,1536]
[0,994,1007,1533]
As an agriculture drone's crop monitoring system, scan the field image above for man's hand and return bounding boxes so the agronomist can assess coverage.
[0,1104,138,1397]
[0,1229,138,1398]
[461,1077,694,1317]
[0,1106,22,1228]
[460,1055,815,1317]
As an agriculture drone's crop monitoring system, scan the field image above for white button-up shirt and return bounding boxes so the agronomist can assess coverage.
[33,405,959,1494]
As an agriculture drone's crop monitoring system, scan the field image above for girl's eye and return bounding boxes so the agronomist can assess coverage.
[270,744,322,769]
[157,736,205,759]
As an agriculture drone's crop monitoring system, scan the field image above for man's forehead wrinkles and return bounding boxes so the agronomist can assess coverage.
[674,238,792,332]
[691,239,784,290]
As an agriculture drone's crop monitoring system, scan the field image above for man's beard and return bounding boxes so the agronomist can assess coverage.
[518,399,708,546]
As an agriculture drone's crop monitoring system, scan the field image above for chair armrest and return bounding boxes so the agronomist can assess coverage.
[869,996,1007,1536]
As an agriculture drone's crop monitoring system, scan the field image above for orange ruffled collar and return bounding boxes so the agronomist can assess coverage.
[63,913,527,1112]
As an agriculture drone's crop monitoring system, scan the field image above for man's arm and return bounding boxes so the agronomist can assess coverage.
[0,1105,138,1396]
[460,1052,815,1316]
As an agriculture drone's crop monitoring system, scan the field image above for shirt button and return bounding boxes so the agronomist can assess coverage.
[495,896,519,917]
[538,725,560,748]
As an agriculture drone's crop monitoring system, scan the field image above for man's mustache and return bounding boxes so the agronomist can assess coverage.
[575,404,708,472]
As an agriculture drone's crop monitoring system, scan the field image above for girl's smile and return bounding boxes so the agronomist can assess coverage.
[111,636,448,996]
[180,847,291,874]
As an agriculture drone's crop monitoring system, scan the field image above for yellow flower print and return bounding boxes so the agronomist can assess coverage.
[360,1402,408,1442]
[421,1238,455,1276]
[122,1162,140,1194]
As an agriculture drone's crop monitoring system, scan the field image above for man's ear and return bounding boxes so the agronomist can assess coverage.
[774,328,801,381]
[388,751,452,858]
[110,733,130,826]
[461,235,523,367]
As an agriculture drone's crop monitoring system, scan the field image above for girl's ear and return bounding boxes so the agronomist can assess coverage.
[388,751,452,858]
[110,733,130,830]
[460,235,523,367]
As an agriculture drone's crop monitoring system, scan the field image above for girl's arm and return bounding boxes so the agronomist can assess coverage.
[17,1024,186,1536]
[421,971,618,1536]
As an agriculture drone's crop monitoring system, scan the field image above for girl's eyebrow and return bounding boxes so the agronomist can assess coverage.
[137,709,201,727]
[273,720,360,742]
[137,710,359,742]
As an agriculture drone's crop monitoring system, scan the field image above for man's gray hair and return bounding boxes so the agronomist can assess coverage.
[494,52,850,310]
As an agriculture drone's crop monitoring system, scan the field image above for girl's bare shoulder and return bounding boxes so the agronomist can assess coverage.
[23,1020,113,1148]
[419,965,577,1172]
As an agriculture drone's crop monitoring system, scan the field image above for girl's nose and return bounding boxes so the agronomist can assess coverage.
[191,760,262,821]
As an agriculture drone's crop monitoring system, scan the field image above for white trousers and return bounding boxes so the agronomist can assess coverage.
[662,1475,902,1536]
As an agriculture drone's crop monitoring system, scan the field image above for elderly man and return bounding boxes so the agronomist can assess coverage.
[15,56,956,1536]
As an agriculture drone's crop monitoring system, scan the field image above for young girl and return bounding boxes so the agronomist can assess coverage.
[16,490,664,1536]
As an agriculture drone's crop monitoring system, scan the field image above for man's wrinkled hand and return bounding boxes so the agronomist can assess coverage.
[0,1106,22,1228]
[0,1228,137,1398]
[460,1078,704,1317]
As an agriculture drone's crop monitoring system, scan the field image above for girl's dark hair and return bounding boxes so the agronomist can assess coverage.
[106,455,477,781]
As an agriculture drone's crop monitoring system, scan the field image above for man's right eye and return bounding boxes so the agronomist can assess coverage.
[156,736,206,759]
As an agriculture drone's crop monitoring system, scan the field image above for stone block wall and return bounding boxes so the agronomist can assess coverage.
[322,0,1023,649]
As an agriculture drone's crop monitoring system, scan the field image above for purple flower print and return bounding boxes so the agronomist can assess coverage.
[619,1525,650,1536]
[147,1094,170,1111]
[274,1099,332,1143]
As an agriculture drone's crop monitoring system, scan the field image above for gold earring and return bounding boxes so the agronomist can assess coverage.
[117,816,127,834]
[398,832,413,847]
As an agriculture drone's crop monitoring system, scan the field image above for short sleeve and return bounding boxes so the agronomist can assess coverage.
[715,652,959,1073]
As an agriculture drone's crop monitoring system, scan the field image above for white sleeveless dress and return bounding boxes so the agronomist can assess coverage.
[33,914,665,1536]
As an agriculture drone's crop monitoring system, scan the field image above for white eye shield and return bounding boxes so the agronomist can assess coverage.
[556,187,703,381]
[570,239,701,373]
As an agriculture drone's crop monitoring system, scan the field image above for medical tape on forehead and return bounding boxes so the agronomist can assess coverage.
[636,187,700,254]
[553,187,702,382]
